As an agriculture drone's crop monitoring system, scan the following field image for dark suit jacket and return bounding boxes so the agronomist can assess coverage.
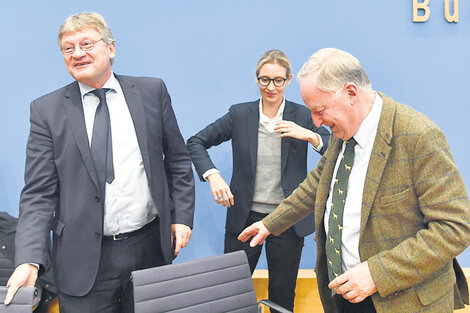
[14,75,195,296]
[186,100,329,236]
[264,93,470,312]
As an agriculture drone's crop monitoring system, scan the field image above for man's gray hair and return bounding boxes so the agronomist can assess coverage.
[298,48,371,96]
[58,12,115,46]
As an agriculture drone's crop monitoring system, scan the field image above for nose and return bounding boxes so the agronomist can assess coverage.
[72,46,86,58]
[267,80,276,91]
[312,113,323,128]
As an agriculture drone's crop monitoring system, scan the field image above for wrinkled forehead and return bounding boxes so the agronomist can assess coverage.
[300,76,319,98]
[300,80,333,111]
[60,27,100,44]
[59,24,101,45]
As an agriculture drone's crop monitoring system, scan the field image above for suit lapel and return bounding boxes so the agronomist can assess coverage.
[62,82,100,189]
[115,75,152,183]
[247,101,260,178]
[281,101,294,177]
[360,94,395,234]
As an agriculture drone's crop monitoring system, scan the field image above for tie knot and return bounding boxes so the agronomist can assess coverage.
[90,88,110,102]
[345,137,357,151]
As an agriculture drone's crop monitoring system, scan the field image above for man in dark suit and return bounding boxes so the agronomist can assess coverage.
[5,12,195,313]
[239,48,470,312]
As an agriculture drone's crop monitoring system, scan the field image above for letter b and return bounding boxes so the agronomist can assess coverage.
[413,0,430,22]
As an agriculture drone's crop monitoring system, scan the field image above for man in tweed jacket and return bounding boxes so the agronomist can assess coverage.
[239,48,470,312]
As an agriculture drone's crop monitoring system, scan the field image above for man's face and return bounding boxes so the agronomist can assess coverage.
[300,75,357,141]
[60,27,115,88]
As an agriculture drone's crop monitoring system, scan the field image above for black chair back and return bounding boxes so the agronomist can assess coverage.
[132,251,259,313]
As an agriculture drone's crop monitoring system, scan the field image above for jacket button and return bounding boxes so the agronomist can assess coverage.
[95,233,101,238]
[95,196,100,203]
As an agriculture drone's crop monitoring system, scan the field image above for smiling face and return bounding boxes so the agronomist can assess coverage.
[300,75,359,141]
[257,62,292,107]
[60,27,115,88]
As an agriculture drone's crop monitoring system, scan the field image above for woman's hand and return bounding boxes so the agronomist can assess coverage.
[207,172,234,207]
[274,120,320,147]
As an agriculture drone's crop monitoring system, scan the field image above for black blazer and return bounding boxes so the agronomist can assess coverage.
[14,75,195,296]
[187,100,329,236]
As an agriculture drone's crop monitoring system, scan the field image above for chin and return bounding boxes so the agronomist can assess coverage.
[333,132,345,140]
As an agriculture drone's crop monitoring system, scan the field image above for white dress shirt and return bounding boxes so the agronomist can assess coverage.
[324,92,383,271]
[79,73,158,236]
[258,97,286,132]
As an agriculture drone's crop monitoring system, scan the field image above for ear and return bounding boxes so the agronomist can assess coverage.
[345,82,358,97]
[108,42,116,59]
[285,73,293,87]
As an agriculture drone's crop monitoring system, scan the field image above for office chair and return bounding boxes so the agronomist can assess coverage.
[0,286,40,312]
[0,212,57,313]
[132,250,292,313]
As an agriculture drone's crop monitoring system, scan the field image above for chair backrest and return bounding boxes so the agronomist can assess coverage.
[0,286,39,313]
[132,250,259,313]
[0,212,18,286]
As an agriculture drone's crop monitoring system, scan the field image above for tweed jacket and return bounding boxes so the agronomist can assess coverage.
[263,93,470,313]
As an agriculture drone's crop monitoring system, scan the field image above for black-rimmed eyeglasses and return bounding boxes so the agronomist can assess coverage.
[62,38,105,55]
[257,76,287,87]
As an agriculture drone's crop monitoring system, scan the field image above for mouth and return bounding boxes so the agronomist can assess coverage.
[74,62,91,69]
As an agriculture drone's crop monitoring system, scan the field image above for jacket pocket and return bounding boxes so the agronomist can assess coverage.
[51,217,65,237]
[415,262,455,306]
[378,187,414,207]
[372,187,421,240]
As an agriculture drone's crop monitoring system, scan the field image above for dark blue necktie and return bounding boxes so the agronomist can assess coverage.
[90,88,115,199]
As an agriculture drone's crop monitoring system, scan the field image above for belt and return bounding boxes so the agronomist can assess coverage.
[103,217,158,241]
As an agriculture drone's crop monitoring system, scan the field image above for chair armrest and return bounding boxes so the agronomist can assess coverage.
[258,299,292,313]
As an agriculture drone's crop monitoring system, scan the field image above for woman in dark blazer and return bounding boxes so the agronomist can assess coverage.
[186,49,329,311]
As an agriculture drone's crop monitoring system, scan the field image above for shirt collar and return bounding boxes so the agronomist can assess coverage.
[259,97,285,121]
[78,72,118,99]
[352,91,383,149]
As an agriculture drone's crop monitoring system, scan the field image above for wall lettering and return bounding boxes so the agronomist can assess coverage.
[413,0,459,23]
[445,0,459,22]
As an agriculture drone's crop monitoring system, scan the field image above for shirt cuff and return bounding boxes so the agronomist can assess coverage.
[28,263,40,269]
[202,168,220,181]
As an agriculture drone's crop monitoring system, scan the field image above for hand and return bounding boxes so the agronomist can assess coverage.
[4,263,38,305]
[328,261,377,303]
[207,172,234,207]
[274,120,320,147]
[171,224,192,256]
[237,221,271,247]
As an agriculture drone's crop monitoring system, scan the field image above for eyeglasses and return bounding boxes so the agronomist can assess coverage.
[257,76,287,87]
[62,38,105,55]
